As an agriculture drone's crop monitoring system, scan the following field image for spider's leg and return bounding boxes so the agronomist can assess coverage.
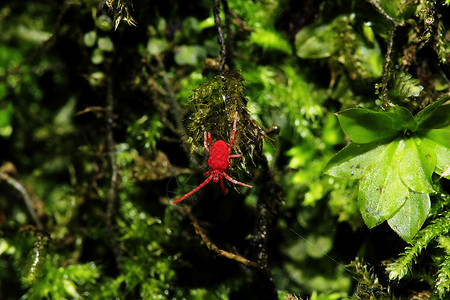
[204,132,210,153]
[223,172,253,188]
[173,175,213,204]
[219,174,228,195]
[228,111,238,151]
[208,132,212,149]
[228,154,243,159]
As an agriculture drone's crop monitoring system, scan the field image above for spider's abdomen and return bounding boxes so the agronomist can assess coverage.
[208,140,229,171]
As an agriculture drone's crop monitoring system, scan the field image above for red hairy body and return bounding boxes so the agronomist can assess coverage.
[208,140,229,172]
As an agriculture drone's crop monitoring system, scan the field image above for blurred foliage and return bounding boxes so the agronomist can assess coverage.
[0,0,449,299]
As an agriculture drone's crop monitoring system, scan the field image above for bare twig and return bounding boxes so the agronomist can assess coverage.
[213,0,227,74]
[182,206,261,269]
[0,171,43,230]
[75,106,105,116]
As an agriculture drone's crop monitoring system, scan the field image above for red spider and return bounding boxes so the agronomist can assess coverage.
[173,111,253,204]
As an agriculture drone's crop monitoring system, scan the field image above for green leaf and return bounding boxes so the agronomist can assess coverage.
[387,192,430,243]
[287,144,316,169]
[182,17,201,38]
[390,105,416,131]
[324,140,389,179]
[359,139,408,228]
[147,38,169,56]
[95,14,113,32]
[423,126,450,149]
[305,235,333,258]
[421,133,450,178]
[295,22,337,59]
[83,31,97,47]
[389,72,424,103]
[415,96,450,129]
[336,108,403,143]
[174,45,207,66]
[98,37,114,52]
[91,48,104,64]
[399,137,436,193]
[378,0,416,22]
[251,29,292,54]
[327,102,448,240]
[440,166,450,179]
[355,36,383,79]
[15,25,52,44]
[198,16,215,30]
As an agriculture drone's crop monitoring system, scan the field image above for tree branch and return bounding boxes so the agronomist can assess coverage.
[213,0,227,74]
[220,0,233,70]
[380,25,398,108]
[182,206,261,269]
[0,170,43,230]
[251,156,281,299]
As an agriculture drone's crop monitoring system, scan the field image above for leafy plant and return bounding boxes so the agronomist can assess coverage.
[325,96,450,241]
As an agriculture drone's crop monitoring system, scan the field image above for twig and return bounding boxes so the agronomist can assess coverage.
[229,10,253,33]
[367,0,405,109]
[253,156,281,269]
[367,0,404,27]
[213,0,227,74]
[183,206,261,269]
[220,0,233,70]
[380,26,397,108]
[0,171,43,230]
[105,74,124,266]
[75,106,105,116]
[250,155,282,299]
